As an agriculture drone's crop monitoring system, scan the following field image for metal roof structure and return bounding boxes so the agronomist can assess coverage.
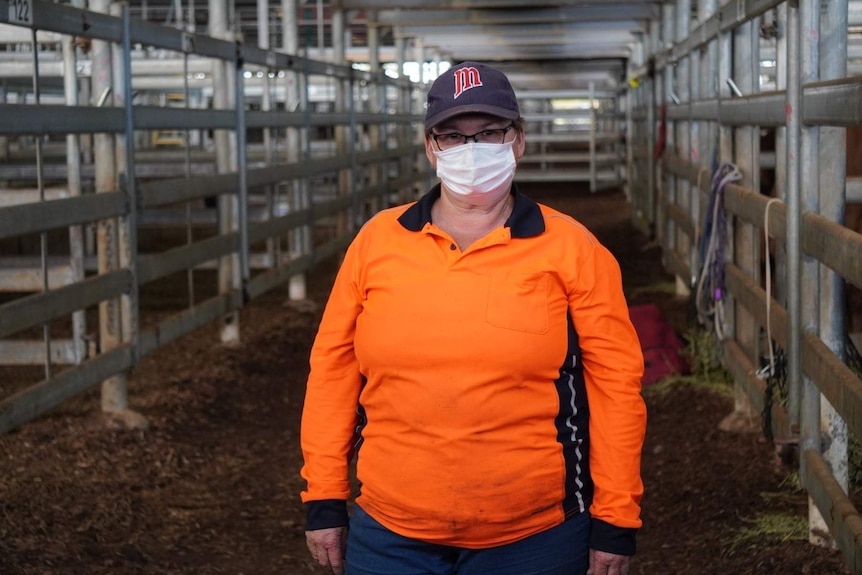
[353,1,653,91]
[117,0,655,92]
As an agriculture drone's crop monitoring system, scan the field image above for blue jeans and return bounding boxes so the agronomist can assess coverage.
[345,505,590,575]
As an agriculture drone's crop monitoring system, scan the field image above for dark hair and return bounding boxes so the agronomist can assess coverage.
[425,116,525,138]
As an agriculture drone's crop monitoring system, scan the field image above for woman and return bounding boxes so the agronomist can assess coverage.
[300,61,646,575]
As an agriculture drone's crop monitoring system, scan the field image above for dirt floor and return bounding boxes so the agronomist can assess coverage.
[0,183,853,574]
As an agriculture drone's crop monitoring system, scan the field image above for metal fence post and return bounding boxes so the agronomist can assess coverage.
[731,17,759,413]
[116,3,140,366]
[366,10,384,215]
[258,0,277,271]
[818,0,850,507]
[281,0,308,302]
[29,27,52,380]
[62,23,87,365]
[209,0,240,343]
[0,83,7,167]
[786,0,802,432]
[774,3,789,310]
[699,0,718,265]
[647,18,659,229]
[659,3,675,253]
[589,81,597,192]
[235,44,250,296]
[396,36,410,205]
[91,0,127,412]
[333,7,351,238]
[676,0,692,296]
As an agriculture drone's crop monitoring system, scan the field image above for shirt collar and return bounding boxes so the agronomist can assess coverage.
[397,183,545,238]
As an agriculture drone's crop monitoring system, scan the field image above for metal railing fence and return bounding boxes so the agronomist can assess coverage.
[0,0,432,432]
[628,0,862,570]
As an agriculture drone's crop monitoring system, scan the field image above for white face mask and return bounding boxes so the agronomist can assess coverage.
[433,141,517,206]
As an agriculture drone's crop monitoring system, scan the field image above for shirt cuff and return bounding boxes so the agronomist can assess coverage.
[589,518,638,556]
[306,499,349,531]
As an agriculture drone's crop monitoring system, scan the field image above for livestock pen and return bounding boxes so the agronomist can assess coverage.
[1,0,862,572]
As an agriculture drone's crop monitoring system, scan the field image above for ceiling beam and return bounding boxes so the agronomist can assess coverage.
[432,43,632,61]
[397,21,642,38]
[339,0,656,9]
[394,25,636,46]
[373,6,658,26]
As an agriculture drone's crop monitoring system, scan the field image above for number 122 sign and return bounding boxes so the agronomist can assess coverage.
[9,0,33,25]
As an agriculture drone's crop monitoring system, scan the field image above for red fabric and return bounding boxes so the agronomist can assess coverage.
[628,304,689,385]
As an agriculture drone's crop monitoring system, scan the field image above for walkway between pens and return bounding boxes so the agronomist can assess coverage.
[0,183,849,574]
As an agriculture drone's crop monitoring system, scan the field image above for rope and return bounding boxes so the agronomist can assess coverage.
[757,197,784,443]
[695,163,743,340]
[761,198,782,378]
[760,347,787,443]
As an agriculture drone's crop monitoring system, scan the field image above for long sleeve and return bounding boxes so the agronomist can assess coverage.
[300,241,365,513]
[300,195,646,549]
[569,241,646,553]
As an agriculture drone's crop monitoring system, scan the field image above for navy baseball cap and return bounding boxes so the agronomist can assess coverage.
[424,61,521,130]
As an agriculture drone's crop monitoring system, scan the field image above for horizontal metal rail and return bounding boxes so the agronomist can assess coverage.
[0,191,127,240]
[639,77,862,128]
[137,233,239,284]
[0,340,79,365]
[0,270,132,339]
[0,104,126,135]
[0,0,413,90]
[0,345,135,434]
[803,213,862,291]
[0,345,133,433]
[802,449,862,575]
[138,293,241,357]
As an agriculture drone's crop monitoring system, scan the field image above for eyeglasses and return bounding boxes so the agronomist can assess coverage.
[431,124,515,150]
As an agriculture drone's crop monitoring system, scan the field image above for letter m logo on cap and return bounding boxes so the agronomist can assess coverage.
[452,67,483,99]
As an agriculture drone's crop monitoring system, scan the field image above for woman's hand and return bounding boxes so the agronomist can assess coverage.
[306,526,348,574]
[587,548,632,575]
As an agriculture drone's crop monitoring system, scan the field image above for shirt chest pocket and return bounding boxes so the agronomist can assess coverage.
[485,271,551,334]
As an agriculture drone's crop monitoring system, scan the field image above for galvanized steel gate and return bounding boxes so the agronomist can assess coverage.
[627,0,862,568]
[0,0,433,432]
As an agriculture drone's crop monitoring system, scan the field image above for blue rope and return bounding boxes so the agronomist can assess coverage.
[695,163,742,337]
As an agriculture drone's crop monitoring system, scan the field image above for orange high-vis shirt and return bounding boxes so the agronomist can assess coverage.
[300,185,646,554]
